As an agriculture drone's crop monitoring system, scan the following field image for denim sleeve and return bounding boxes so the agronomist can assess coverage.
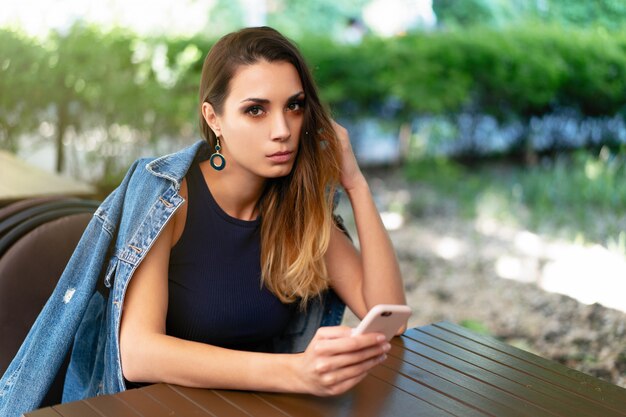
[0,161,142,417]
[0,215,114,417]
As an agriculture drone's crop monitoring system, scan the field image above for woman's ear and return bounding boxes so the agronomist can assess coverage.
[201,102,221,137]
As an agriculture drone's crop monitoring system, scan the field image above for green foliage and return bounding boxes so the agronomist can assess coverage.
[516,149,626,234]
[0,24,212,177]
[404,157,485,218]
[301,25,626,120]
[376,33,472,115]
[45,24,142,125]
[3,22,626,183]
[269,0,369,40]
[199,0,369,41]
[41,23,153,171]
[433,0,626,30]
[299,38,361,109]
[139,34,213,140]
[539,0,626,31]
[204,0,245,35]
[433,0,502,27]
[404,147,626,245]
[451,25,566,116]
[0,29,47,151]
[460,319,491,335]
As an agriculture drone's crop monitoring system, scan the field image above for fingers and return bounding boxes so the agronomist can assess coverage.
[313,325,353,340]
[314,341,390,374]
[330,120,349,141]
[325,372,368,396]
[313,332,386,356]
[328,120,363,191]
[302,327,389,396]
[315,352,387,396]
[310,326,387,360]
[330,119,343,131]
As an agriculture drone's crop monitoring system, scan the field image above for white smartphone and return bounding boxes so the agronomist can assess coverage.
[352,304,412,341]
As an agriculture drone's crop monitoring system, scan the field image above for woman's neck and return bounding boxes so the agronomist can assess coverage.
[199,160,265,221]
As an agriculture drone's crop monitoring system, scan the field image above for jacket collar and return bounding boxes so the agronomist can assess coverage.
[145,140,209,189]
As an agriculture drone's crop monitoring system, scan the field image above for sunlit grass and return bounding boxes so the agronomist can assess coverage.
[404,147,626,250]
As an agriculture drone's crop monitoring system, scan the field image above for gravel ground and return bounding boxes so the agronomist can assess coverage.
[338,167,626,389]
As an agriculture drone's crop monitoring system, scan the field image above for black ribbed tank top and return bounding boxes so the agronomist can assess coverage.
[165,161,293,352]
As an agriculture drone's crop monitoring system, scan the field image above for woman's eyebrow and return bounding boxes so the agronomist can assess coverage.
[288,91,305,101]
[240,91,305,104]
[240,97,269,104]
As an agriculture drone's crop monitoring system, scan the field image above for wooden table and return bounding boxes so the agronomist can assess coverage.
[26,322,626,417]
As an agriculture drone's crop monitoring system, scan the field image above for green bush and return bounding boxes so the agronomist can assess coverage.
[3,23,626,182]
[300,25,626,120]
[4,24,626,133]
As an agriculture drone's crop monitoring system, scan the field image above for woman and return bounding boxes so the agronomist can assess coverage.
[0,26,406,415]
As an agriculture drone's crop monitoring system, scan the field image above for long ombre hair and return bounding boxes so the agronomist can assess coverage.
[198,27,342,306]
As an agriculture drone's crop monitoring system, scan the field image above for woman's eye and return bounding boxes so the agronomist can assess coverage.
[287,100,305,112]
[246,106,265,117]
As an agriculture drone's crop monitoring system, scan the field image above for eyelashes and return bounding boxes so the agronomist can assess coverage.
[287,99,305,112]
[245,105,265,117]
[243,99,306,118]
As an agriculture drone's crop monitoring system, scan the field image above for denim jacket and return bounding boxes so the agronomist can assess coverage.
[0,140,345,417]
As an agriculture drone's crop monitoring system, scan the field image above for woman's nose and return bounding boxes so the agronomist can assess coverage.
[271,112,290,141]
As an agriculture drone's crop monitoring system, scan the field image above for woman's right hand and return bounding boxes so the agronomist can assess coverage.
[292,326,390,396]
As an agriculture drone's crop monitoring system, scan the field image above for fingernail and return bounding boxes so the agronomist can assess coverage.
[376,335,386,343]
[378,354,387,362]
[383,343,391,352]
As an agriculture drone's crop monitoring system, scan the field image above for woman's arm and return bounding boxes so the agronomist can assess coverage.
[325,121,407,325]
[119,186,389,395]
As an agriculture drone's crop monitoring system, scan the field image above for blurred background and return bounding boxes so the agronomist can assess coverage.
[1,0,625,385]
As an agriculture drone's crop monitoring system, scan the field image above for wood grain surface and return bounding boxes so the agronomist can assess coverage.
[27,322,626,417]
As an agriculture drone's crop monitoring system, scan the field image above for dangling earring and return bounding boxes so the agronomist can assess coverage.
[210,136,226,171]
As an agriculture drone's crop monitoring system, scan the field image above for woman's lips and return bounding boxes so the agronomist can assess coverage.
[267,151,293,163]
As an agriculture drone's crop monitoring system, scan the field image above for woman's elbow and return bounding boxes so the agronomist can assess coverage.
[119,332,146,382]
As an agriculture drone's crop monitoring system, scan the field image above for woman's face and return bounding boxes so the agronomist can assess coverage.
[205,60,305,180]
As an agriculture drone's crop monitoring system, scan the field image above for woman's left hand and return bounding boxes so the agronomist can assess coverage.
[331,120,365,192]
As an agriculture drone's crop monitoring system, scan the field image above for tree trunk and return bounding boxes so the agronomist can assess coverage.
[55,103,68,173]
[0,123,20,152]
[398,122,411,164]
